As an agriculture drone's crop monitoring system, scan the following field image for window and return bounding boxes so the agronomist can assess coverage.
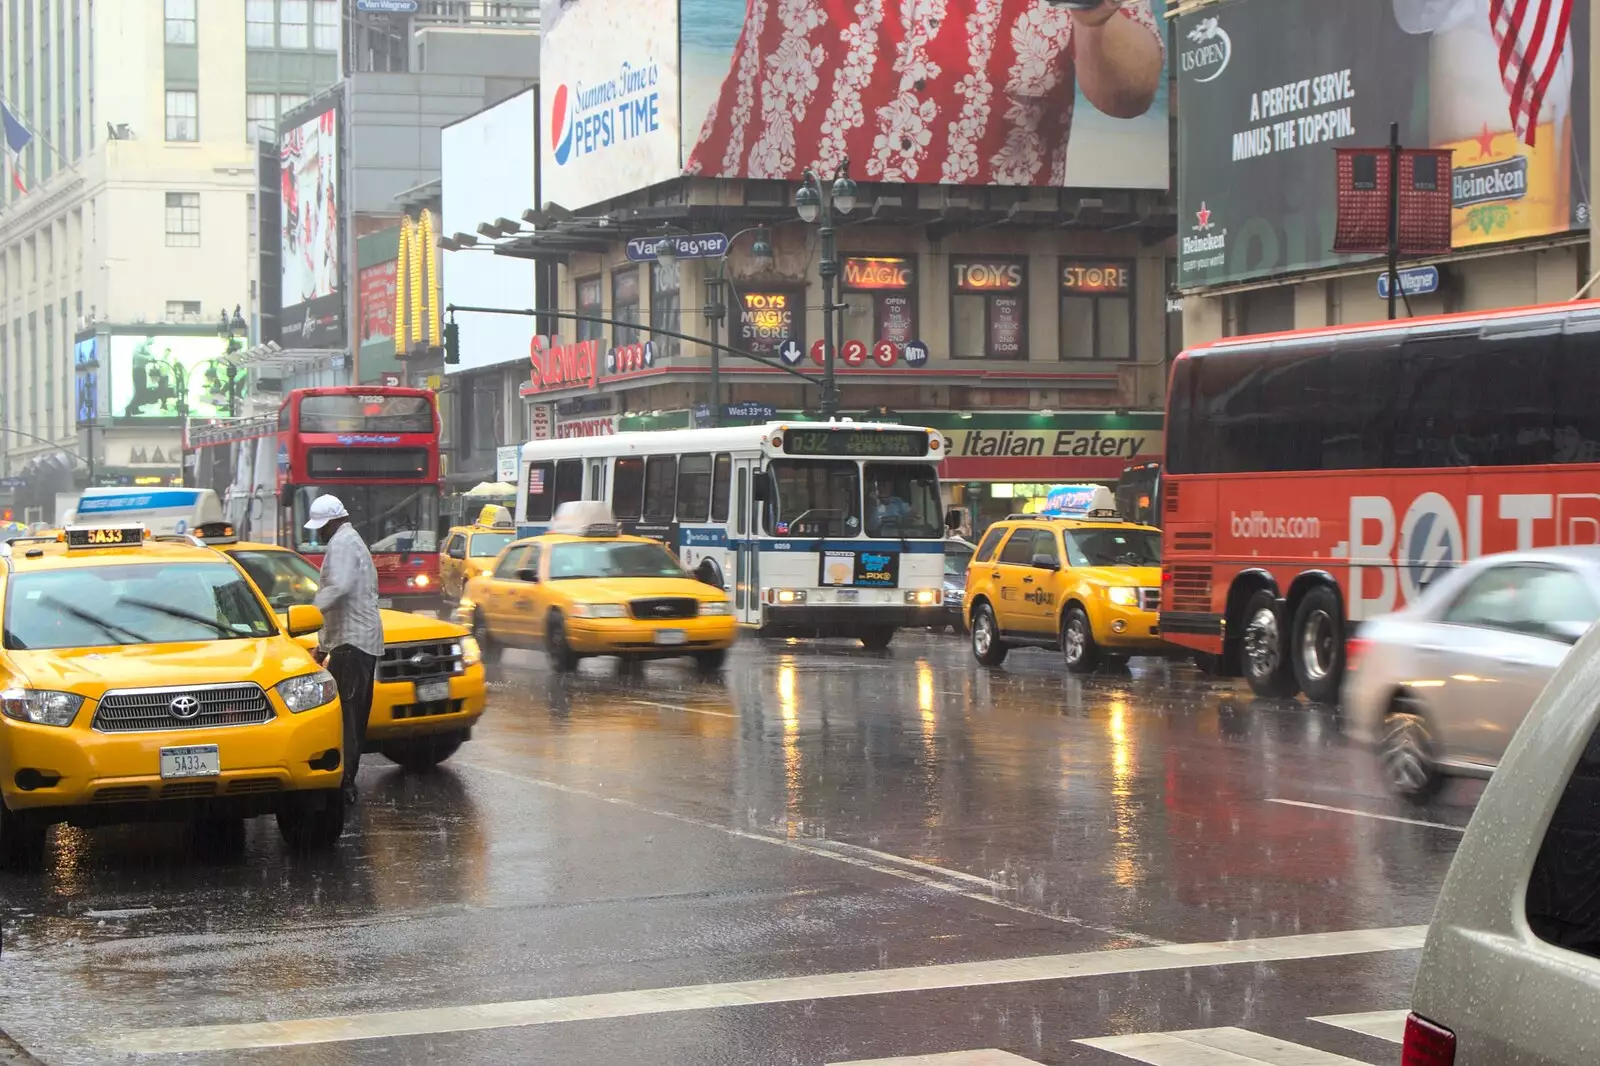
[525,461,555,522]
[677,454,713,523]
[1030,529,1061,568]
[864,464,943,539]
[951,259,1026,359]
[642,455,677,522]
[651,260,681,359]
[279,94,308,116]
[1527,718,1600,957]
[841,256,917,349]
[163,0,195,44]
[576,277,603,343]
[548,541,685,581]
[445,534,466,559]
[245,0,275,47]
[521,545,543,580]
[736,468,748,536]
[974,525,1006,564]
[231,549,323,608]
[1065,528,1161,568]
[165,300,201,321]
[1443,565,1599,641]
[165,90,197,141]
[164,192,200,247]
[612,456,644,519]
[553,458,583,507]
[768,460,859,537]
[1060,260,1134,361]
[612,267,641,348]
[469,532,514,559]
[493,545,530,580]
[279,0,308,48]
[313,0,339,51]
[247,93,278,143]
[998,528,1037,565]
[711,454,732,522]
[292,486,438,553]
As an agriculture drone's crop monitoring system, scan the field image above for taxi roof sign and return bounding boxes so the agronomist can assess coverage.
[1041,485,1116,516]
[549,501,620,538]
[63,524,147,549]
[475,504,514,530]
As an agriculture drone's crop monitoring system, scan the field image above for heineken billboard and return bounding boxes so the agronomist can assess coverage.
[1177,0,1590,289]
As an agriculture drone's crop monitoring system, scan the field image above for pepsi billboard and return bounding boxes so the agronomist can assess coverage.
[540,0,681,211]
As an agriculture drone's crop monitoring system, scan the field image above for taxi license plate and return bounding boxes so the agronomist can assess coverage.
[653,629,689,646]
[376,597,394,608]
[416,679,450,702]
[160,745,220,780]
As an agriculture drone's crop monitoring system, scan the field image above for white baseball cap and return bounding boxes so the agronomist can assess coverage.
[303,495,350,530]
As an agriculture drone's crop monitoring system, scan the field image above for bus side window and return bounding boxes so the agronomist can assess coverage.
[553,459,584,507]
[711,454,731,523]
[643,455,678,522]
[614,456,645,520]
[677,454,713,523]
[736,468,748,535]
[526,461,557,522]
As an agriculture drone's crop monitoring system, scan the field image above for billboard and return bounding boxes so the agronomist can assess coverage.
[279,102,344,347]
[358,260,396,348]
[1177,0,1590,289]
[107,335,248,420]
[74,336,100,426]
[443,88,540,372]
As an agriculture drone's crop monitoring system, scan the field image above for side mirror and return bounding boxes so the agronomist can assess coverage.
[285,604,324,638]
[945,508,962,531]
[516,567,539,583]
[1030,553,1060,571]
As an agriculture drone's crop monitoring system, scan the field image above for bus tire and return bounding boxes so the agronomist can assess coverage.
[1241,589,1298,698]
[1291,585,1344,704]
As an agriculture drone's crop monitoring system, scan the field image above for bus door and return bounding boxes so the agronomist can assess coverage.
[586,458,608,502]
[732,457,762,625]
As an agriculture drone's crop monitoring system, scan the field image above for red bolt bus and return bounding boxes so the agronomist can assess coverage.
[1158,299,1600,703]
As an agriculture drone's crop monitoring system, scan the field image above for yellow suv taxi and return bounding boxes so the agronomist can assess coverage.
[458,503,736,673]
[440,505,518,603]
[0,525,346,868]
[965,500,1163,672]
[213,535,487,770]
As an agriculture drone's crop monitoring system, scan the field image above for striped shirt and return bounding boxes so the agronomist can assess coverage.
[313,523,384,657]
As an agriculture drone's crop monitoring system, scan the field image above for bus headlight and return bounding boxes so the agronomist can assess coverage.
[905,589,941,605]
[1107,587,1139,607]
[407,574,432,589]
[276,670,338,714]
[775,589,807,604]
[571,603,627,618]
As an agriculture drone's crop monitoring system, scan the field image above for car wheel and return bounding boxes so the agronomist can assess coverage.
[859,628,895,651]
[694,649,728,674]
[379,731,467,771]
[472,609,502,665]
[546,611,580,673]
[0,801,47,871]
[1061,606,1101,674]
[970,603,1008,666]
[1241,589,1299,698]
[1291,585,1344,703]
[1381,700,1447,803]
[276,791,347,852]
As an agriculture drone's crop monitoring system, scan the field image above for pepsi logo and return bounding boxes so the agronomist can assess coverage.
[551,84,574,166]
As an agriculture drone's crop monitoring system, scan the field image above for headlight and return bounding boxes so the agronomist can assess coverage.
[905,589,941,605]
[0,688,83,727]
[571,603,627,618]
[700,601,732,616]
[276,670,338,713]
[461,635,482,667]
[776,589,807,604]
[407,574,432,589]
[1107,587,1139,607]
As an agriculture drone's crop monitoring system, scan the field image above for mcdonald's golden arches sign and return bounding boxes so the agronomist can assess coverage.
[394,209,442,356]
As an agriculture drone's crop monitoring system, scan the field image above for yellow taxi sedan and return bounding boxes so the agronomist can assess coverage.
[440,505,518,602]
[0,525,346,868]
[216,538,487,770]
[458,504,735,673]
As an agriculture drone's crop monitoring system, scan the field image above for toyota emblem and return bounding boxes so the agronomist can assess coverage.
[169,695,201,720]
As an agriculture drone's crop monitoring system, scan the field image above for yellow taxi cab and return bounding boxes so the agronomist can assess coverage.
[0,524,346,868]
[202,528,488,771]
[457,502,736,673]
[440,505,518,602]
[964,487,1164,673]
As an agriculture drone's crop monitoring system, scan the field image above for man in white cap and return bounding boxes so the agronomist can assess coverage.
[304,495,382,804]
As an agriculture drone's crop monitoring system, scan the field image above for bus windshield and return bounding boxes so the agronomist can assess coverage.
[293,485,440,554]
[769,460,860,537]
[298,394,435,434]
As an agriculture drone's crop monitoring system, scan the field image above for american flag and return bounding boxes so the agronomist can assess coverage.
[1489,0,1575,146]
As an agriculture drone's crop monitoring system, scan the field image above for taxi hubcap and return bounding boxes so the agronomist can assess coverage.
[1065,619,1086,663]
[973,612,993,654]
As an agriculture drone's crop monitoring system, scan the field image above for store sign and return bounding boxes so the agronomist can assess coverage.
[738,292,800,355]
[555,415,619,438]
[521,336,600,396]
[1061,261,1132,294]
[941,427,1162,460]
[496,445,520,481]
[394,210,442,355]
[843,257,913,290]
[952,261,1024,292]
[530,403,552,440]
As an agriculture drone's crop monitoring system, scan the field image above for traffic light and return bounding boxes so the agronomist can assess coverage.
[444,320,460,365]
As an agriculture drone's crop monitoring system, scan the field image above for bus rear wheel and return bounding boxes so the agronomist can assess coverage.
[1241,589,1298,699]
[1291,585,1344,704]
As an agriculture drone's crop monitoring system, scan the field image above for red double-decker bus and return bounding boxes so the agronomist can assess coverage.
[1159,300,1600,703]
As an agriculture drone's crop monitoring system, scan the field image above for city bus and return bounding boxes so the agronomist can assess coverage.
[187,386,442,610]
[1114,461,1162,528]
[1159,300,1600,703]
[515,422,952,647]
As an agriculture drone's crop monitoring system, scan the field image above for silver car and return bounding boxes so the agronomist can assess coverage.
[1342,547,1600,801]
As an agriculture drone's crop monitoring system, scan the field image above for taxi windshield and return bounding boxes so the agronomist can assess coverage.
[547,541,686,581]
[230,549,322,610]
[470,532,515,558]
[1064,528,1162,568]
[3,562,276,650]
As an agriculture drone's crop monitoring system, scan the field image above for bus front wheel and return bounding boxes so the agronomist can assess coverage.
[1241,589,1298,699]
[1291,585,1344,704]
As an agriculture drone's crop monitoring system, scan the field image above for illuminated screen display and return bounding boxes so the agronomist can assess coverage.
[780,429,929,458]
[68,526,142,547]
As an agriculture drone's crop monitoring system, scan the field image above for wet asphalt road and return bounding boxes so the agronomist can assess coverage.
[0,632,1481,1065]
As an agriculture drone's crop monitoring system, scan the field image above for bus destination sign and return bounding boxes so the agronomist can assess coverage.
[781,429,929,458]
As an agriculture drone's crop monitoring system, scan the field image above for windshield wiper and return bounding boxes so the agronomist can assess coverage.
[37,595,149,645]
[115,596,236,637]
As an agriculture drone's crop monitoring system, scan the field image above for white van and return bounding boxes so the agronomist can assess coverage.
[72,487,227,537]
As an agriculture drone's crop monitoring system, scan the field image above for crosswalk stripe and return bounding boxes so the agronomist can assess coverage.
[1076,1027,1370,1065]
[1310,1010,1408,1044]
[828,1051,1044,1065]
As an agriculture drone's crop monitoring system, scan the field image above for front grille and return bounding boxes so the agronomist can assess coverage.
[392,698,464,721]
[93,683,273,733]
[1172,531,1213,553]
[226,777,282,795]
[1169,565,1213,613]
[1139,587,1161,612]
[628,597,699,620]
[93,785,151,804]
[160,781,217,800]
[378,640,464,683]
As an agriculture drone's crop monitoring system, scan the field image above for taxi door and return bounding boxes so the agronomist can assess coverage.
[514,544,549,642]
[479,545,531,643]
[1024,527,1066,634]
[989,526,1043,635]
[442,533,468,599]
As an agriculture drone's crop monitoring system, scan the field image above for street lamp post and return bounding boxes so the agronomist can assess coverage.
[794,161,857,421]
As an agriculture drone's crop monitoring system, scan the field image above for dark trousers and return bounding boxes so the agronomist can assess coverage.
[328,645,377,786]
